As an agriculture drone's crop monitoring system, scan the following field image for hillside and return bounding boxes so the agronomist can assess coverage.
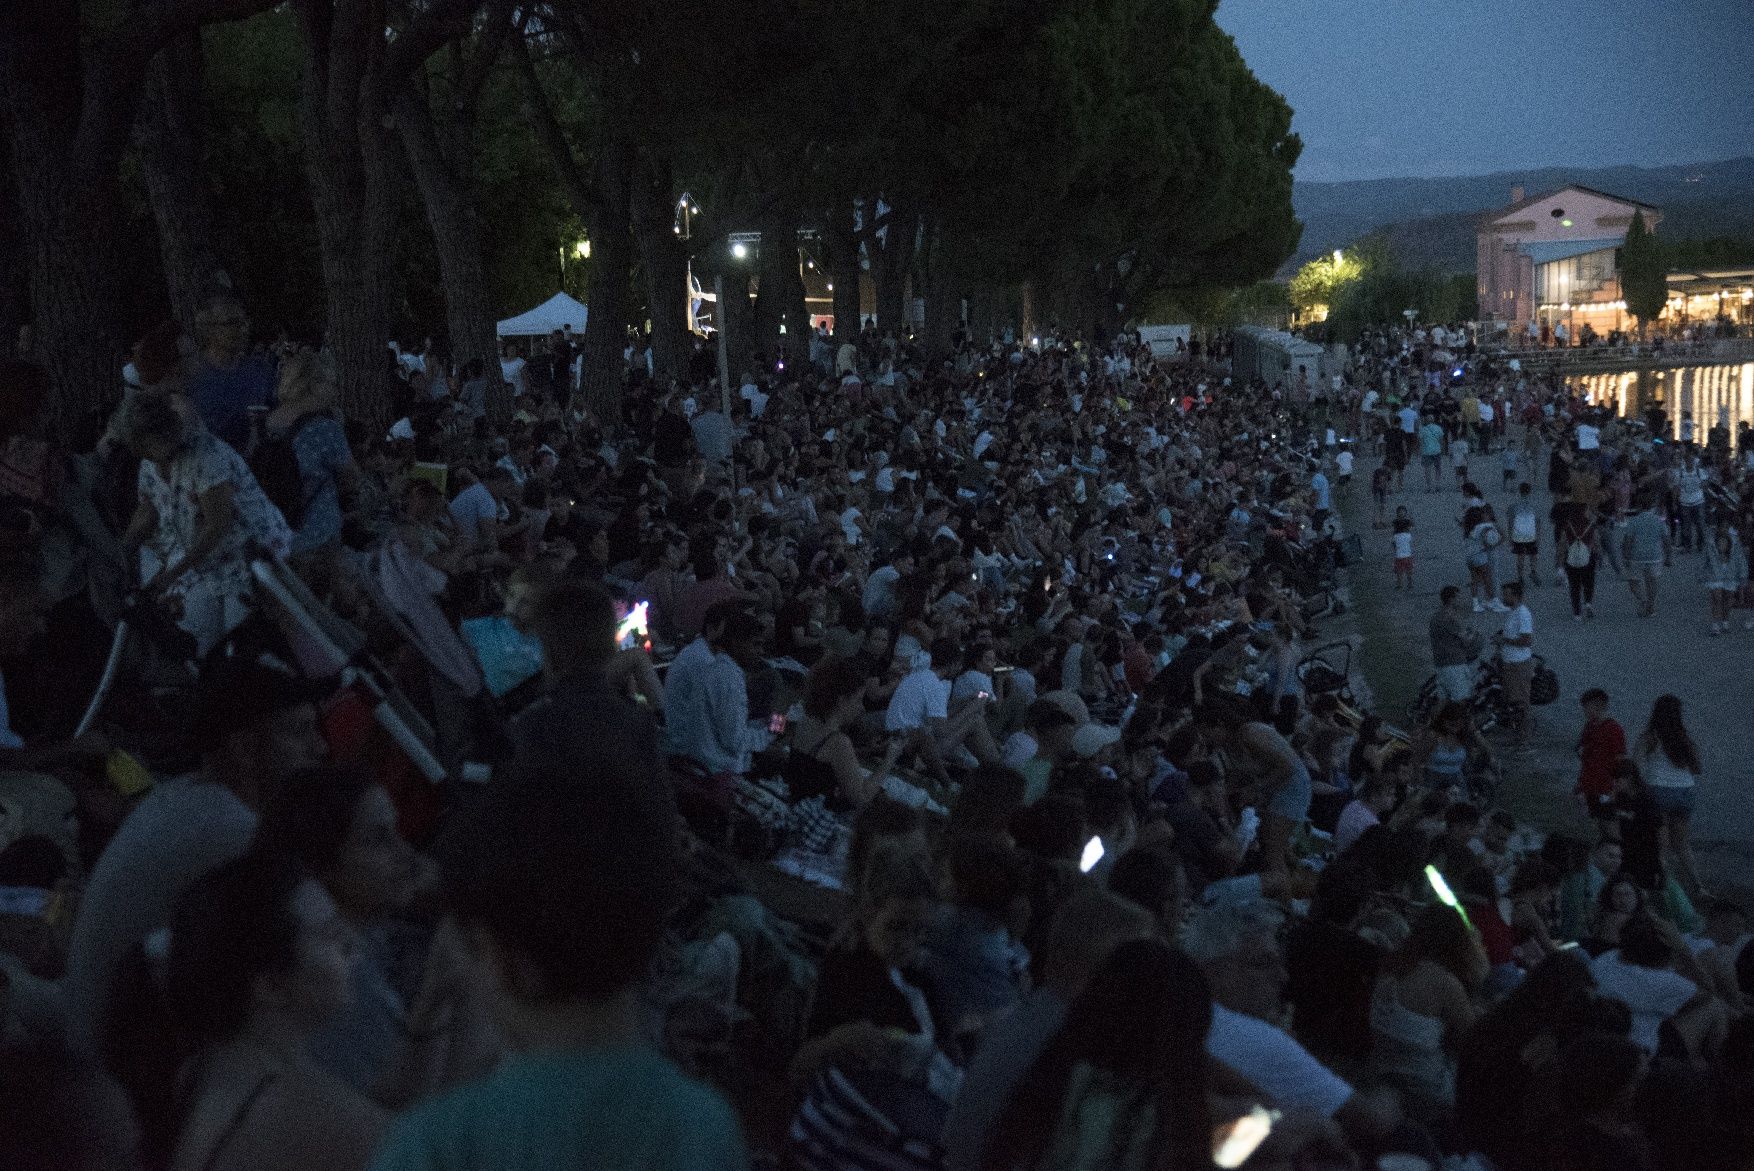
[1287,156,1754,274]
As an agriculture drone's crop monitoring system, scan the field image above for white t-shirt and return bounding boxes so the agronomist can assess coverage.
[1398,406,1419,434]
[1590,951,1697,1054]
[499,356,527,396]
[1500,604,1534,663]
[1576,423,1600,451]
[1361,389,1380,414]
[448,481,500,544]
[1205,1005,1353,1117]
[1335,450,1354,477]
[1393,531,1414,558]
[886,669,950,732]
[1451,438,1469,466]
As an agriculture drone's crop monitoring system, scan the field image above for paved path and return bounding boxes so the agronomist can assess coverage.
[1337,440,1754,888]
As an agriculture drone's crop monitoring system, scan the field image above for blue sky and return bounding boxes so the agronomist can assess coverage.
[1215,0,1754,182]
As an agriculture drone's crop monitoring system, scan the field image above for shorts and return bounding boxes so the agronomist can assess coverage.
[1436,663,1475,702]
[1649,785,1696,816]
[1338,474,1352,486]
[1511,541,1537,557]
[1422,453,1441,470]
[1393,556,1414,574]
[1500,657,1534,707]
[1269,763,1314,823]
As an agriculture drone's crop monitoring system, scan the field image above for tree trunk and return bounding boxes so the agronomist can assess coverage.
[298,67,400,426]
[394,89,499,409]
[824,200,861,346]
[136,33,232,333]
[2,60,128,440]
[873,202,912,335]
[751,204,792,366]
[631,151,690,390]
[578,137,633,423]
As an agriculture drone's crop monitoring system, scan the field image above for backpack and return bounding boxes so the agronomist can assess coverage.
[249,414,322,529]
[1480,523,1502,549]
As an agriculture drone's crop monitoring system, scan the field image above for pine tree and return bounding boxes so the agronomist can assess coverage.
[1619,211,1667,336]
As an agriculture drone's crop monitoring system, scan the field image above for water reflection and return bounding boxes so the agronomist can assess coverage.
[1577,363,1754,437]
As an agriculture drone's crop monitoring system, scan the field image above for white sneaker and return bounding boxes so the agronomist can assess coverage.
[1473,599,1485,613]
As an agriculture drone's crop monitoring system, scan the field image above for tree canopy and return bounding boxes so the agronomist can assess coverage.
[4,0,1306,429]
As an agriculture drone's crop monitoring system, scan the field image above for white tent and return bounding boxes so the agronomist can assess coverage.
[496,292,588,338]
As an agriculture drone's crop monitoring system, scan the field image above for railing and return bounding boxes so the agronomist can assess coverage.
[1489,337,1754,371]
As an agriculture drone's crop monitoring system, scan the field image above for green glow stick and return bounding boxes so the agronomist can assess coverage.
[1425,865,1473,931]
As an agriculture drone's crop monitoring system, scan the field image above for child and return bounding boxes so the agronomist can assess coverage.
[1574,687,1625,821]
[1392,515,1414,590]
[1501,444,1519,493]
[1335,446,1354,491]
[1371,464,1392,528]
[1451,434,1470,491]
[1509,482,1542,587]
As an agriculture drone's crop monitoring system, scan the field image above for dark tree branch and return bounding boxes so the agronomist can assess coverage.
[508,26,598,212]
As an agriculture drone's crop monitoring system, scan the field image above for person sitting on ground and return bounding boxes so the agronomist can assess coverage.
[369,713,745,1169]
[662,600,766,778]
[117,849,387,1171]
[789,658,905,810]
[918,833,1032,1048]
[1367,903,1487,1126]
[64,656,331,1053]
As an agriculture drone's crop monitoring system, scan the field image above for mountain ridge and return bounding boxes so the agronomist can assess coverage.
[1286,156,1754,274]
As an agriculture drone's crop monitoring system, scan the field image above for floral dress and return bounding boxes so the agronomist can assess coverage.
[138,430,292,651]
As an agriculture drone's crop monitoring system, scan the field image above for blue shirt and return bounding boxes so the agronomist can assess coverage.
[661,637,752,775]
[1311,472,1331,511]
[187,353,277,452]
[369,1045,746,1171]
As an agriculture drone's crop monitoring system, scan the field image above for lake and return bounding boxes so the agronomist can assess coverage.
[1577,363,1754,437]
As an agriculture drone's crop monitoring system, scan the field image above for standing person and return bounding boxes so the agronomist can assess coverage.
[185,293,276,452]
[1428,586,1484,703]
[1465,507,1505,613]
[1371,463,1393,529]
[1450,432,1470,492]
[1671,447,1709,553]
[1392,516,1415,590]
[1574,689,1625,821]
[1621,494,1671,619]
[1192,699,1311,877]
[1419,415,1445,493]
[1494,581,1535,749]
[1508,483,1542,587]
[1701,519,1747,636]
[1552,486,1600,621]
[1633,695,1705,896]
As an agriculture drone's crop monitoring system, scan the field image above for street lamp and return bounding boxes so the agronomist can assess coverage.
[731,242,748,260]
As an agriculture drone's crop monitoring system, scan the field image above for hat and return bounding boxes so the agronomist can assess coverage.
[1072,723,1123,759]
[194,653,334,749]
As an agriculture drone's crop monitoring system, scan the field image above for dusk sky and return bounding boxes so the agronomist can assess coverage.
[1216,0,1754,184]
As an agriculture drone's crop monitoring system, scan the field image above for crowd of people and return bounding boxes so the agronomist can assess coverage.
[2,297,1752,1171]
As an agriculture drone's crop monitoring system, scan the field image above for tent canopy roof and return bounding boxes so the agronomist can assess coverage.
[497,292,588,337]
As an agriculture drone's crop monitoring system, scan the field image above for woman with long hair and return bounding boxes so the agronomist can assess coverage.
[1634,694,1705,895]
[109,849,384,1171]
[981,938,1215,1171]
[1368,904,1487,1125]
[1701,519,1747,636]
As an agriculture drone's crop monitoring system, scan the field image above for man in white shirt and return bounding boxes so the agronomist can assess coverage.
[1576,420,1600,452]
[1397,402,1419,436]
[862,551,914,619]
[1495,580,1535,747]
[662,602,765,776]
[1181,901,1400,1145]
[499,345,528,397]
[1590,918,1709,1055]
[1671,448,1709,552]
[886,638,999,782]
[448,466,516,554]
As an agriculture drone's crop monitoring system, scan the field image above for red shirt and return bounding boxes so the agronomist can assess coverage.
[1576,716,1626,799]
